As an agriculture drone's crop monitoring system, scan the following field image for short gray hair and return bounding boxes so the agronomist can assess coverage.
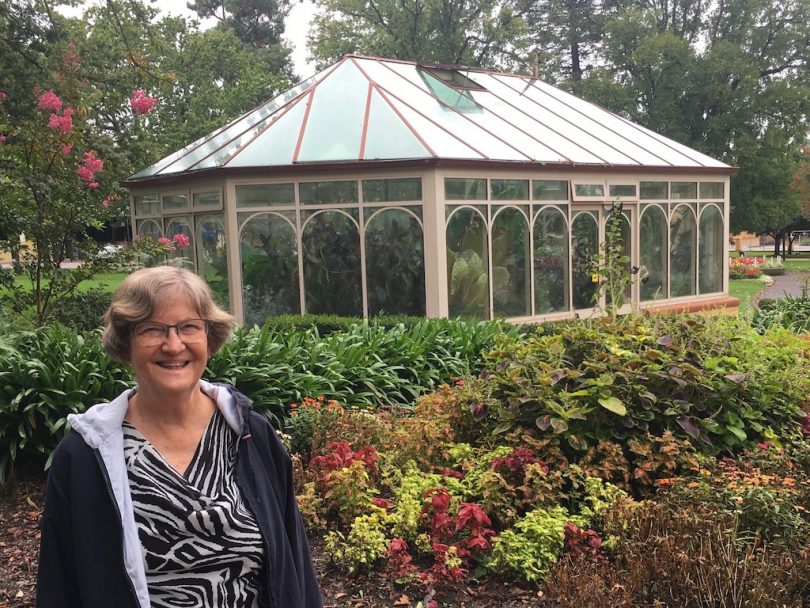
[102,266,234,362]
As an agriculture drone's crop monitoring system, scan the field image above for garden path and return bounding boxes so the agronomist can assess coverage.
[758,271,810,300]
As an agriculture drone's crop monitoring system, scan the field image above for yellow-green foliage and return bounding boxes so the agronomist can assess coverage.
[323,459,380,525]
[488,507,588,582]
[387,461,464,540]
[580,476,630,521]
[457,445,513,495]
[324,508,390,573]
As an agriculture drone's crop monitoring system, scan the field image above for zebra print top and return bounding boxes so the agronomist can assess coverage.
[123,411,267,608]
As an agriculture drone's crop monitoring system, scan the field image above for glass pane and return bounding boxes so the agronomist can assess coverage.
[236,184,295,207]
[297,60,366,162]
[445,178,486,200]
[136,218,162,239]
[571,213,598,309]
[700,182,724,199]
[302,211,362,315]
[699,206,724,294]
[671,182,697,200]
[193,191,220,208]
[492,208,530,317]
[574,184,604,197]
[640,206,667,301]
[640,181,668,199]
[163,194,188,211]
[363,90,431,160]
[533,207,569,313]
[490,179,529,201]
[134,194,160,216]
[195,215,229,310]
[240,213,300,324]
[165,217,194,269]
[365,209,426,316]
[670,205,697,297]
[362,178,422,202]
[609,184,637,198]
[446,208,488,319]
[299,181,358,205]
[532,180,568,200]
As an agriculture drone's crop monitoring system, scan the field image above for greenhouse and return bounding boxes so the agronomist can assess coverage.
[123,55,736,326]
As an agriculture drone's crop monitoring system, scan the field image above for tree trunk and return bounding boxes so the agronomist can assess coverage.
[773,236,780,257]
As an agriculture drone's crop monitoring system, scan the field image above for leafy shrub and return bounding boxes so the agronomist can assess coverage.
[471,315,808,462]
[324,508,390,573]
[47,288,111,332]
[488,506,588,582]
[0,325,131,484]
[752,295,810,334]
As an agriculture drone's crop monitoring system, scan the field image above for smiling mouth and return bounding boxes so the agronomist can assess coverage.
[157,361,190,369]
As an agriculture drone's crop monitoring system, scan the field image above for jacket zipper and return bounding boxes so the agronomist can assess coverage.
[93,449,142,608]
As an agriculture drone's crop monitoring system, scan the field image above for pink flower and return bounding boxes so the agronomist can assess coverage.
[0,91,6,103]
[81,150,104,173]
[62,144,73,155]
[158,237,171,246]
[77,150,104,185]
[38,90,63,112]
[102,198,110,208]
[172,233,190,249]
[0,135,6,144]
[130,89,157,115]
[48,107,74,135]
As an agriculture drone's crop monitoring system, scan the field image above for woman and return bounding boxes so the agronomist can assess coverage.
[37,266,322,608]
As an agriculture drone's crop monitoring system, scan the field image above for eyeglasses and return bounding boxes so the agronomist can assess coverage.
[133,318,208,347]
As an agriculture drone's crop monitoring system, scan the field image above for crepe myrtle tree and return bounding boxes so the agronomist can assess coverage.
[0,49,168,327]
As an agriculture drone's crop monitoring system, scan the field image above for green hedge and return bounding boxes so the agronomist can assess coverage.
[753,296,810,334]
[0,317,520,485]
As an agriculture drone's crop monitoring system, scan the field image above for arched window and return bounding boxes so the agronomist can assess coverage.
[446,207,488,319]
[240,213,299,325]
[533,207,569,314]
[302,211,362,316]
[136,219,161,240]
[492,207,530,318]
[165,217,194,270]
[639,205,668,301]
[670,205,697,297]
[195,215,229,310]
[699,205,724,294]
[571,213,598,309]
[365,208,426,316]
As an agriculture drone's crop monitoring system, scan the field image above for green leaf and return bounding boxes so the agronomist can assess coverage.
[598,396,626,416]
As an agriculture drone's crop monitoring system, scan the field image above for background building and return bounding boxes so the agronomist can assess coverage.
[123,55,735,325]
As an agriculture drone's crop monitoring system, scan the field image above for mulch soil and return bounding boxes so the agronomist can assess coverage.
[0,480,544,608]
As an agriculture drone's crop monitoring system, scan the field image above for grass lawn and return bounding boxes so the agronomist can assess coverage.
[729,279,765,317]
[12,271,127,293]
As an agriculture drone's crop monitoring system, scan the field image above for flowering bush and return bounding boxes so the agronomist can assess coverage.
[130,89,157,115]
[729,256,766,279]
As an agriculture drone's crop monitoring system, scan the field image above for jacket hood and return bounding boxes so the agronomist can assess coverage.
[67,380,250,447]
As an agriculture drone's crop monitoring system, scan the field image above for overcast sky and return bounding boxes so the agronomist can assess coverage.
[58,0,318,78]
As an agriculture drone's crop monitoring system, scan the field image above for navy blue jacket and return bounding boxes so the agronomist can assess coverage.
[37,382,322,608]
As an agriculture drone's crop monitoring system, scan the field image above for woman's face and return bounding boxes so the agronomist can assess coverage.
[129,294,209,399]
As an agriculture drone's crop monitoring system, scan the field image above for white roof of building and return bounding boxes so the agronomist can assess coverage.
[127,55,732,182]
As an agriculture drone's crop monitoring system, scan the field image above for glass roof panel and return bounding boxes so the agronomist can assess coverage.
[130,70,326,179]
[297,61,368,162]
[610,116,728,167]
[467,73,607,163]
[484,73,640,165]
[358,59,529,161]
[363,89,431,160]
[225,96,309,167]
[525,78,683,166]
[385,95,482,158]
[418,71,482,113]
